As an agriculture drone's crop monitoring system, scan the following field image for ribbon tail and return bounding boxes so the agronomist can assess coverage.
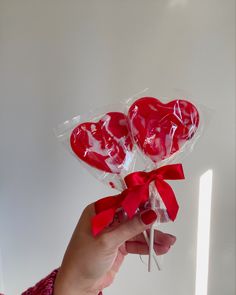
[92,208,116,236]
[121,184,149,219]
[93,194,125,236]
[95,194,124,214]
[155,179,179,221]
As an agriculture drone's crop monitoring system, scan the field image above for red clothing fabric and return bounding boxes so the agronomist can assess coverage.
[21,269,59,294]
[18,269,102,294]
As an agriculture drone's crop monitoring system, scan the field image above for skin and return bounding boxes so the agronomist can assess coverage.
[54,203,176,295]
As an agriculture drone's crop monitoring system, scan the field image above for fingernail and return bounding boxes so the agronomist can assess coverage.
[141,209,157,225]
[168,234,176,243]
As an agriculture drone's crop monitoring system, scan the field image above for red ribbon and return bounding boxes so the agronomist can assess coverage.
[92,164,185,236]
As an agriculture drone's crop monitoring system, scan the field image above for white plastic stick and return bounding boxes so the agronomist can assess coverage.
[143,230,161,271]
[148,194,156,272]
[147,181,163,272]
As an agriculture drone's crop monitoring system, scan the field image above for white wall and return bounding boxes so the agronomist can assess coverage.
[0,1,235,294]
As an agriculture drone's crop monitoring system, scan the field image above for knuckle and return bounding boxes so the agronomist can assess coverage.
[83,203,93,213]
[81,203,95,219]
[136,215,147,230]
[127,217,146,236]
[98,233,113,249]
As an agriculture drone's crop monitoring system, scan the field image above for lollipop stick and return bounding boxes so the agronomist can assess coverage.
[148,194,155,272]
[120,173,161,271]
[146,181,163,272]
[143,230,161,271]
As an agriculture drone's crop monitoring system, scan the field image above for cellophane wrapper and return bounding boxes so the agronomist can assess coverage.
[55,90,205,270]
[124,92,203,223]
[54,102,138,192]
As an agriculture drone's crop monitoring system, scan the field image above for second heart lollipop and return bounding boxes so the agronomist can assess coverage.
[127,96,200,271]
[128,97,200,164]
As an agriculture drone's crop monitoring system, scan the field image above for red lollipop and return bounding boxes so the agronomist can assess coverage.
[128,97,200,163]
[70,112,133,173]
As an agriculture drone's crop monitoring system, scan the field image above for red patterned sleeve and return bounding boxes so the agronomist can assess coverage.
[21,269,59,295]
[20,269,102,295]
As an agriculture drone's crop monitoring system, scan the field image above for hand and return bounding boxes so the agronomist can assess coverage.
[54,203,176,295]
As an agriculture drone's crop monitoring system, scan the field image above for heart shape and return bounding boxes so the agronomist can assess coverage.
[128,97,200,163]
[70,112,133,173]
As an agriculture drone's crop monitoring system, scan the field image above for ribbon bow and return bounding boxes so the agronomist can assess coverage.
[92,164,185,236]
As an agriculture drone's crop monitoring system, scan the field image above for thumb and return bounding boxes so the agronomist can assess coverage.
[108,209,157,248]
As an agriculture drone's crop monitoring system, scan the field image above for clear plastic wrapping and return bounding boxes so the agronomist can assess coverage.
[126,95,202,170]
[55,91,203,271]
[55,104,137,191]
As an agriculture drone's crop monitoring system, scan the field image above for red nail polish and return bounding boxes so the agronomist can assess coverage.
[168,234,176,241]
[141,209,157,225]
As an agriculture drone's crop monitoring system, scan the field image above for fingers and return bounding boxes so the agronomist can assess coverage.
[129,229,176,246]
[81,204,175,256]
[125,241,172,255]
[105,209,158,248]
[126,230,176,255]
[153,230,176,246]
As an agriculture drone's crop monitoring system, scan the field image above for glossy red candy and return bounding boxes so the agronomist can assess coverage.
[128,97,199,163]
[70,112,133,173]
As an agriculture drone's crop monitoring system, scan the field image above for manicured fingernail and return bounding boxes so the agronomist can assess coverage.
[168,234,176,243]
[141,209,157,225]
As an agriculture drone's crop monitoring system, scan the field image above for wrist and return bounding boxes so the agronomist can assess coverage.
[54,268,99,295]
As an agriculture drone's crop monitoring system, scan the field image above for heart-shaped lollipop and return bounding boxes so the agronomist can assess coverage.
[70,112,133,173]
[128,97,200,163]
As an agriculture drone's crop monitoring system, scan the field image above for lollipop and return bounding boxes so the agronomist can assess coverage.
[70,112,133,174]
[69,109,158,267]
[128,96,200,271]
[128,97,200,163]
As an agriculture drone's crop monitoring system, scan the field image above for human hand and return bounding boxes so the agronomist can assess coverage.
[54,203,176,295]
